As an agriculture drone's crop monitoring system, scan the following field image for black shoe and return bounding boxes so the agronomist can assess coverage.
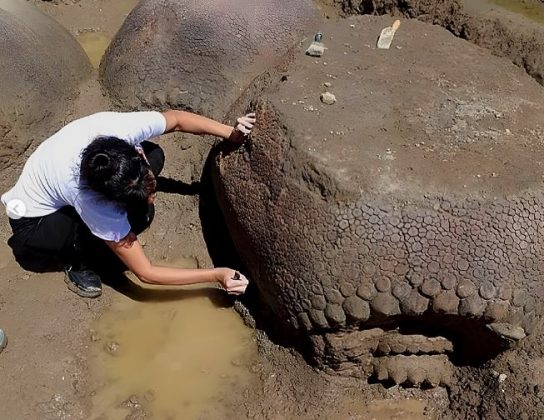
[64,265,102,298]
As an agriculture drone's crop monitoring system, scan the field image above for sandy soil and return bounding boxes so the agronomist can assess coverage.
[1,0,544,419]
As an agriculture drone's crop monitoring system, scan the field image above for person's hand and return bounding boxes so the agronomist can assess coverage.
[228,112,256,144]
[215,268,249,295]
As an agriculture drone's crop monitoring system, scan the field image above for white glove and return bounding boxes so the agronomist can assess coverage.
[235,112,256,135]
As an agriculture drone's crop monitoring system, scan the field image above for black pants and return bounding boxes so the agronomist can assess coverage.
[7,141,165,272]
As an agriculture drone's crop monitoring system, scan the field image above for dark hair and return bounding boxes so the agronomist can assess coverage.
[80,137,156,206]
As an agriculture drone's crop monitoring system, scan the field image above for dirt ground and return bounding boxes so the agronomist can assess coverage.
[1,0,544,419]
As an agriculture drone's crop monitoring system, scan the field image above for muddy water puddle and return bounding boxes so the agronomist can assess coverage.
[73,0,140,68]
[77,32,111,69]
[465,0,544,23]
[89,290,256,419]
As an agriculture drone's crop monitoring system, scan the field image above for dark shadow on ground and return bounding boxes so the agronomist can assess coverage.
[156,176,201,196]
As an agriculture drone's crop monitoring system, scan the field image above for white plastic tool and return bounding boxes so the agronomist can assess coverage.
[0,329,7,354]
[377,19,401,49]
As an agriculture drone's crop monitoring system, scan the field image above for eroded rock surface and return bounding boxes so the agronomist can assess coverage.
[215,16,544,382]
[100,0,318,117]
[0,0,90,171]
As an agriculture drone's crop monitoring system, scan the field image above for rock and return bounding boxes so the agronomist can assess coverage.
[90,330,100,342]
[104,341,121,356]
[320,92,336,105]
[127,395,141,409]
[487,322,526,341]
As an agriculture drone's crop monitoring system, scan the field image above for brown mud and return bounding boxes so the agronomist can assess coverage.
[0,0,543,419]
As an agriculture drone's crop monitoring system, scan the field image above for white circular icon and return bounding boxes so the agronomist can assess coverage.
[6,199,26,219]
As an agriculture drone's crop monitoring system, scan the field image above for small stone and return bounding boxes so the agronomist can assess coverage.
[127,395,141,409]
[320,92,336,105]
[498,373,507,383]
[104,341,120,356]
[487,322,526,341]
[323,82,332,87]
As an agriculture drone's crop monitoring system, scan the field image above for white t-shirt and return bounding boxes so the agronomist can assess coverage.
[1,111,167,242]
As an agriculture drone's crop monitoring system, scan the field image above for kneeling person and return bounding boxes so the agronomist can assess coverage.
[2,110,255,297]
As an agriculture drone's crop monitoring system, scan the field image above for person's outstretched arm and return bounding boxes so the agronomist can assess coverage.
[162,109,255,143]
[106,235,248,295]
